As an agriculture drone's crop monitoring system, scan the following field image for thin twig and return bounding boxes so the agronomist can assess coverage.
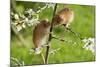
[40,53,45,64]
[11,57,22,66]
[45,3,57,64]
[65,27,83,40]
[52,35,71,43]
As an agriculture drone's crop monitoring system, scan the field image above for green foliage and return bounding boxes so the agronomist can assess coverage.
[11,1,95,66]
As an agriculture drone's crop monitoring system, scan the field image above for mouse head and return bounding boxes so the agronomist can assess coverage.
[40,20,51,28]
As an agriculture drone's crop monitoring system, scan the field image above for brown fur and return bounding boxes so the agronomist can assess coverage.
[33,20,51,48]
[52,8,74,27]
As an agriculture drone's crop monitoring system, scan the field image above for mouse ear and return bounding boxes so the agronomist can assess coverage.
[44,22,51,27]
[66,8,70,11]
[62,8,71,12]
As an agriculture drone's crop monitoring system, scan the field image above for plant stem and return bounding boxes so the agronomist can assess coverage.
[40,53,45,64]
[65,27,83,40]
[44,3,57,64]
[52,35,70,43]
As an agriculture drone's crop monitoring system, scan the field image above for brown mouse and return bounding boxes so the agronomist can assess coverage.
[52,8,74,27]
[33,19,51,54]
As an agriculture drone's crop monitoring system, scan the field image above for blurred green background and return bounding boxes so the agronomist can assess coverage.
[11,0,95,66]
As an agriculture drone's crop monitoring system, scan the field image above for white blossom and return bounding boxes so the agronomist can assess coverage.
[36,3,55,13]
[36,5,47,13]
[25,9,35,15]
[14,14,19,20]
[11,19,26,31]
[11,57,25,66]
[22,23,26,28]
[29,48,34,55]
[11,11,14,16]
[11,3,50,32]
[49,48,61,55]
[46,3,55,9]
[16,25,23,32]
[82,38,95,54]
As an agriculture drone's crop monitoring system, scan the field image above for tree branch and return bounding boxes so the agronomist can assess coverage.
[45,3,57,64]
[65,27,83,40]
[52,35,71,43]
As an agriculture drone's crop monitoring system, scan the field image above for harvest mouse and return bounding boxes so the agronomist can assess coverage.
[33,19,51,54]
[52,8,74,28]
